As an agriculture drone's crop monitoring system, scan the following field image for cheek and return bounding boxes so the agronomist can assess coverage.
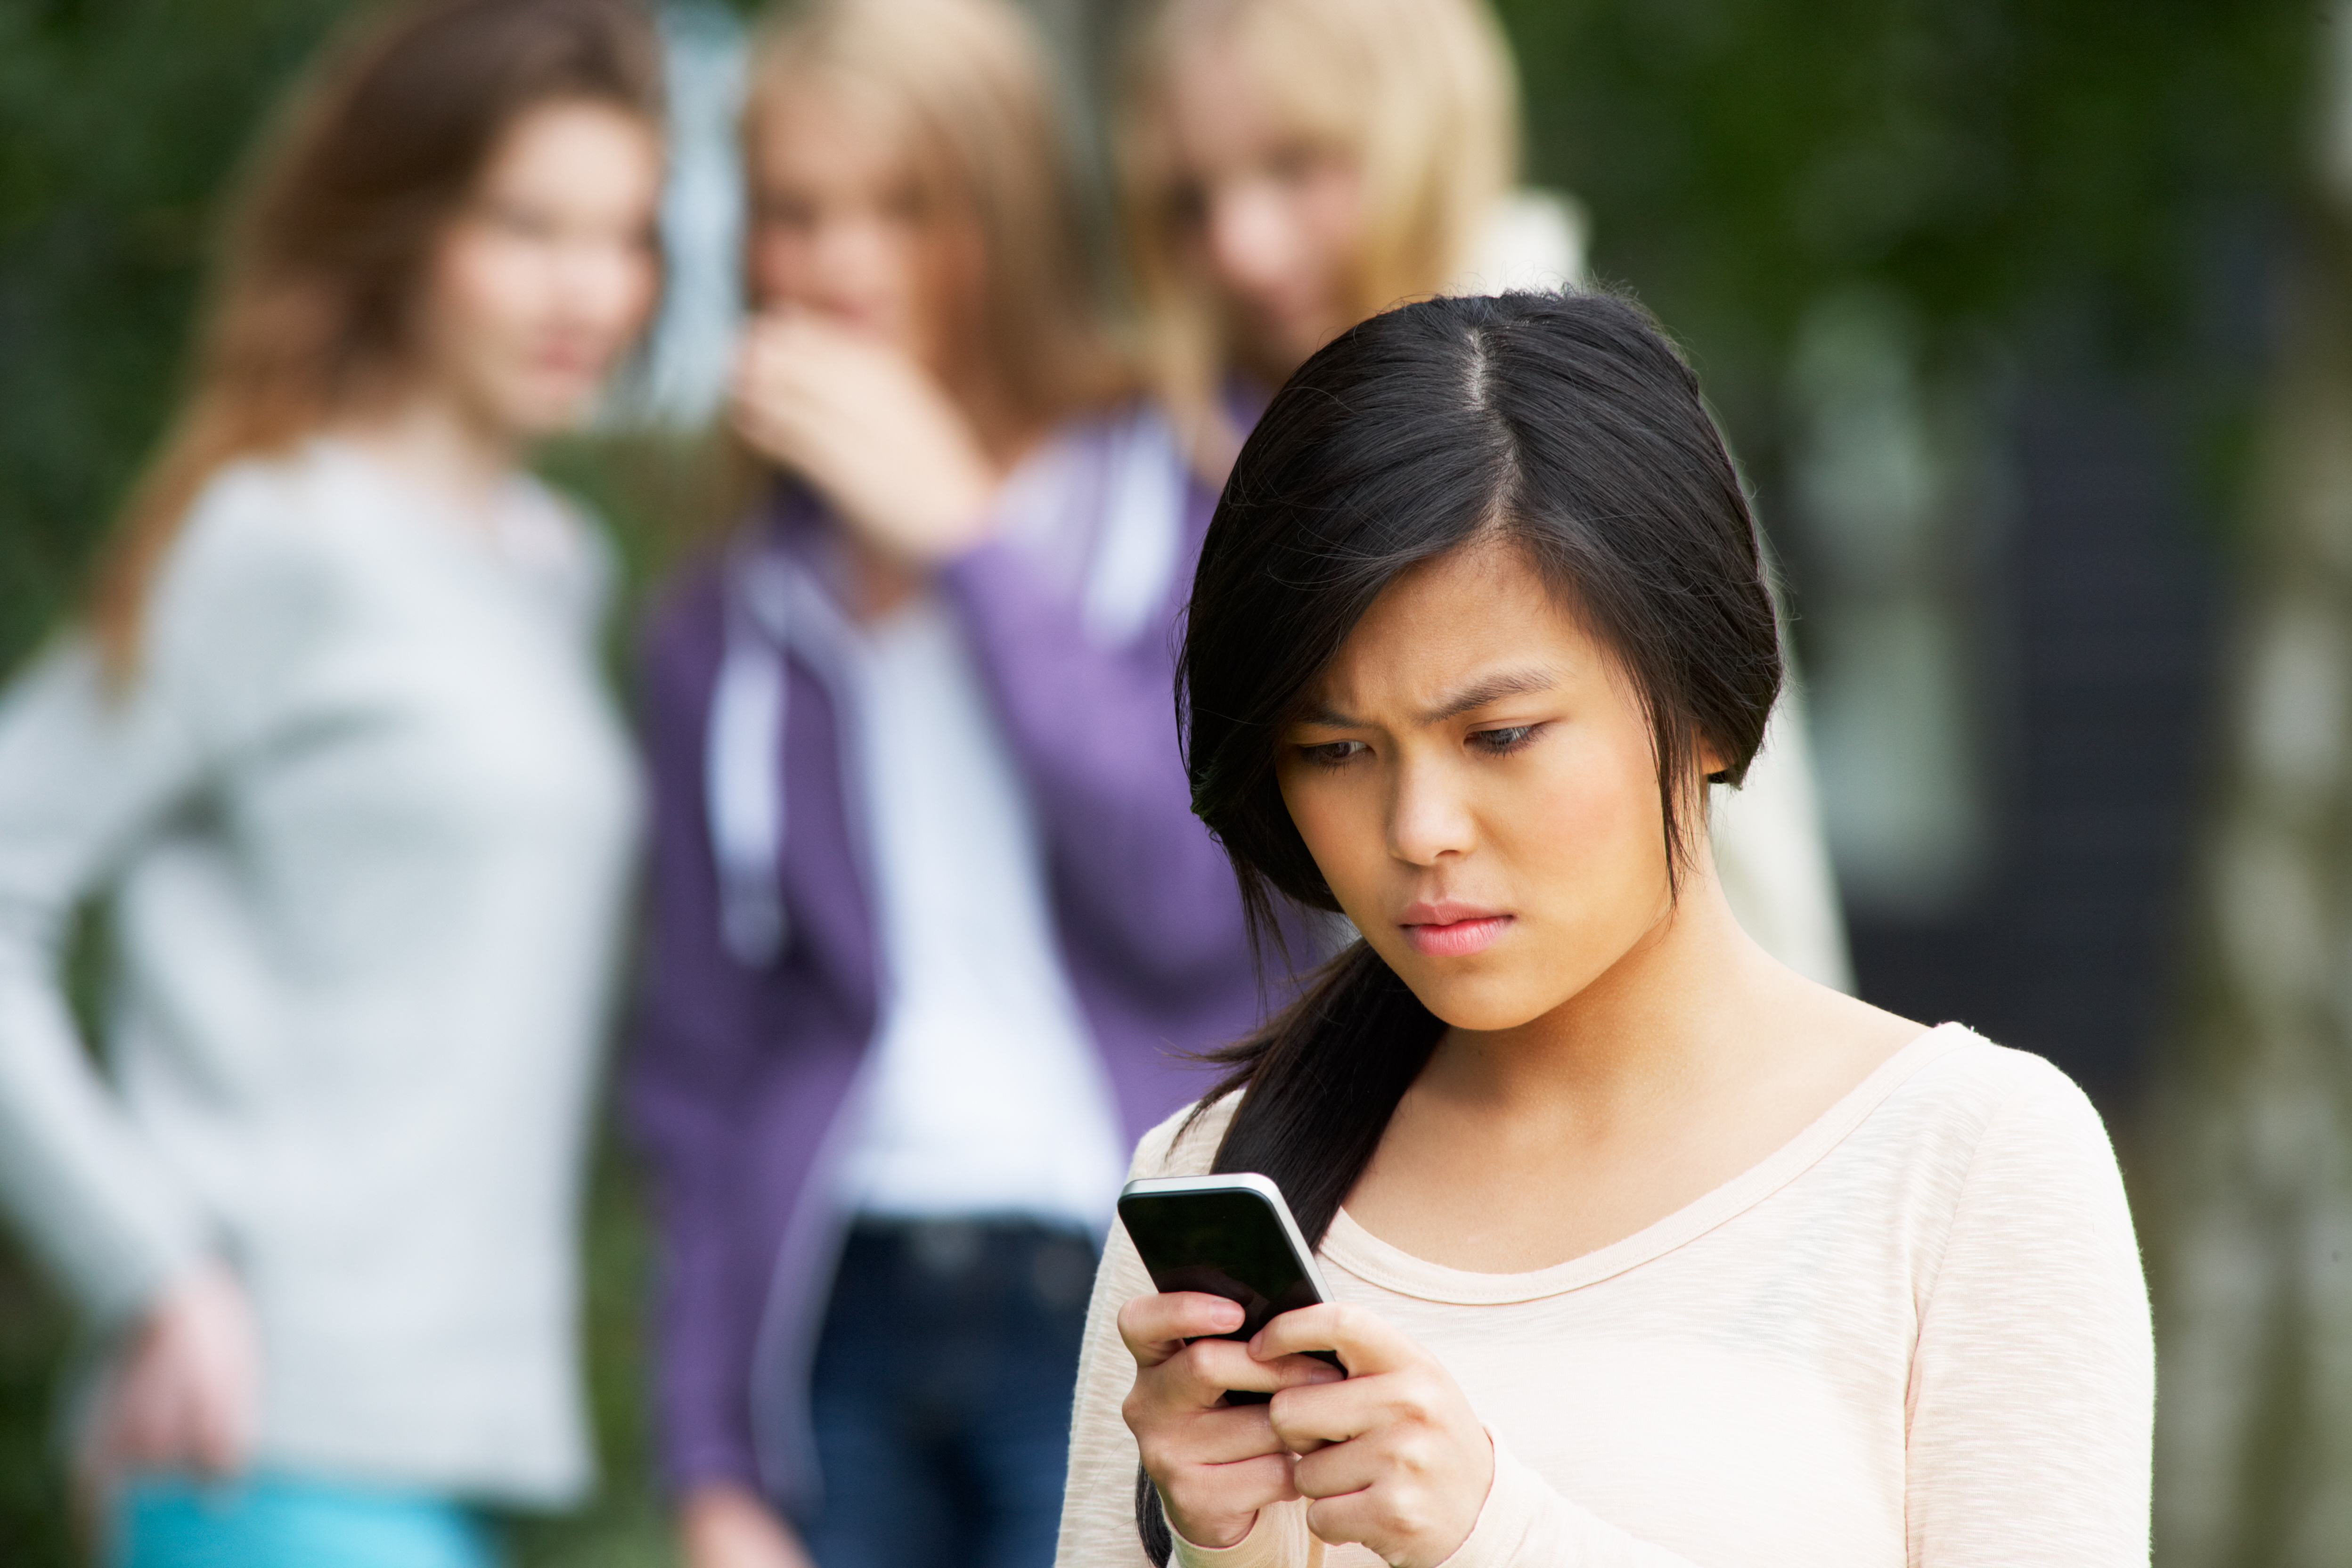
[749,227,814,309]
[1506,737,1667,917]
[904,221,983,362]
[1277,765,1383,906]
[1297,166,1364,283]
[431,231,542,360]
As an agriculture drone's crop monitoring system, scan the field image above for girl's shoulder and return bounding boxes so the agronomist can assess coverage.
[1886,1028,2111,1153]
[1127,1091,1245,1181]
[153,443,360,638]
[1856,1028,2128,1238]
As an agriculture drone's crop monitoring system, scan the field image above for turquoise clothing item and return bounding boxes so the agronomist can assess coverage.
[114,1474,501,1568]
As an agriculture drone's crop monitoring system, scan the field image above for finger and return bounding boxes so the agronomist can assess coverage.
[1290,1435,1385,1503]
[1158,1451,1303,1531]
[1251,1302,1420,1377]
[1118,1292,1247,1361]
[191,1367,247,1477]
[1165,1404,1299,1466]
[1267,1373,1394,1451]
[111,1360,173,1467]
[1197,1452,1305,1507]
[1302,1490,1383,1552]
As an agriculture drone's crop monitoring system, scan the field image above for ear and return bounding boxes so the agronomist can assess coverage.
[1699,738,1730,785]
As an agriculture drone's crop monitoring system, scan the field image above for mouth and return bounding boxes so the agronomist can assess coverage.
[1398,902,1513,958]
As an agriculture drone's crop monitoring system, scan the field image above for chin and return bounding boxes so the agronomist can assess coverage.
[1426,988,1563,1035]
[1380,951,1560,1035]
[502,385,597,438]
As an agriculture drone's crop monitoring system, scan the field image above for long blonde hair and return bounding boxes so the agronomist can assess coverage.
[1117,0,1518,470]
[87,0,662,681]
[743,0,1128,442]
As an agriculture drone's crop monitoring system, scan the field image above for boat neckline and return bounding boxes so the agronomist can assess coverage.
[1319,1021,1983,1305]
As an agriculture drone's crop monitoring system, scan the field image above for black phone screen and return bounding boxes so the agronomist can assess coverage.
[1117,1186,1334,1404]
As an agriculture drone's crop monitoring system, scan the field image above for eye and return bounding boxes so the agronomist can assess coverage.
[1298,739,1368,768]
[1266,144,1322,186]
[1469,725,1541,755]
[756,194,818,233]
[482,198,559,241]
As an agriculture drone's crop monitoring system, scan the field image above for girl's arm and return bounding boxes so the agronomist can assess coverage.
[0,641,215,1321]
[0,476,330,1322]
[1058,1217,1175,1568]
[734,316,1249,986]
[943,531,1252,988]
[1903,1070,2154,1566]
[621,576,774,1496]
[0,484,328,1478]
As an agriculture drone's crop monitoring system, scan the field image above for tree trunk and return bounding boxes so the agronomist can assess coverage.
[2151,184,2352,1564]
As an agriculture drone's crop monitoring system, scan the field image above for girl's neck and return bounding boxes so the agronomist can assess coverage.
[1427,871,1791,1120]
[337,392,521,523]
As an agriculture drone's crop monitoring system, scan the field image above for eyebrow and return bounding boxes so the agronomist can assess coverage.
[1299,666,1563,730]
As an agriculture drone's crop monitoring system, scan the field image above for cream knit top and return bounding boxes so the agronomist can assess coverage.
[1055,1025,2152,1568]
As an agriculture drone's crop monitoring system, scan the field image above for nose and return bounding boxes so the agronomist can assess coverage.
[1387,753,1477,867]
[1203,179,1298,300]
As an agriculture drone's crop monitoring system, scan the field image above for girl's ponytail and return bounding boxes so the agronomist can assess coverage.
[1135,941,1444,1560]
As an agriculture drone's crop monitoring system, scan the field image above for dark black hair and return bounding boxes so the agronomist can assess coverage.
[1134,290,1781,1560]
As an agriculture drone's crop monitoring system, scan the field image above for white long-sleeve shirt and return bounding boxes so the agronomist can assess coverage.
[1057,1025,2153,1568]
[0,440,640,1502]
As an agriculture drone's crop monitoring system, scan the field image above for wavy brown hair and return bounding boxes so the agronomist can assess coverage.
[89,0,662,679]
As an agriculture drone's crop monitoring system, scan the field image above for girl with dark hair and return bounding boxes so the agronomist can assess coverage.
[1056,293,2152,1568]
[0,1,661,1562]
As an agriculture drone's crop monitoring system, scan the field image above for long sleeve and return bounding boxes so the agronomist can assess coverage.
[1903,1076,2153,1566]
[0,645,213,1321]
[1059,1206,1165,1568]
[940,530,1250,991]
[0,481,333,1323]
[623,583,769,1493]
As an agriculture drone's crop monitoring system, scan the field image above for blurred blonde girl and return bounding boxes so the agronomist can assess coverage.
[1115,0,1852,989]
[0,1,661,1562]
[622,2,1261,1565]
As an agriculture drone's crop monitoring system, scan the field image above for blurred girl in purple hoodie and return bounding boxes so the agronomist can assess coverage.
[624,2,1263,1565]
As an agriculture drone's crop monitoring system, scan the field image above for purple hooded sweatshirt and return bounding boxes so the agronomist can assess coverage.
[623,406,1266,1508]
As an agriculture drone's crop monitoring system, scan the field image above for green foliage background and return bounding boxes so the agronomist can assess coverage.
[0,0,2313,1562]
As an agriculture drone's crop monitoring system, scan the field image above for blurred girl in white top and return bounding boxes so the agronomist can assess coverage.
[0,1,659,1562]
[1114,0,1850,988]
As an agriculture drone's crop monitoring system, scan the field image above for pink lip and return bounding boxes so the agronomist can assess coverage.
[1399,900,1513,958]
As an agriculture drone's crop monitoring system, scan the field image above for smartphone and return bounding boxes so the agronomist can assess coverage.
[1117,1172,1342,1404]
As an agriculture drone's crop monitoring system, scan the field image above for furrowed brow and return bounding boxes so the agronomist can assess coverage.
[1295,701,1364,730]
[1419,668,1559,725]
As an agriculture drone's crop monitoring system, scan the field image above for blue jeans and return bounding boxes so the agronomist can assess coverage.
[113,1473,499,1568]
[794,1218,1097,1568]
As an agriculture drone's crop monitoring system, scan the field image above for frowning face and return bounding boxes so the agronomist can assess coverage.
[1276,538,1703,1032]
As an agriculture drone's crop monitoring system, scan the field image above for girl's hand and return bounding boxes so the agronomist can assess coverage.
[1118,1291,1349,1550]
[1253,1303,1494,1568]
[731,310,1000,565]
[90,1258,261,1480]
[680,1482,817,1568]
